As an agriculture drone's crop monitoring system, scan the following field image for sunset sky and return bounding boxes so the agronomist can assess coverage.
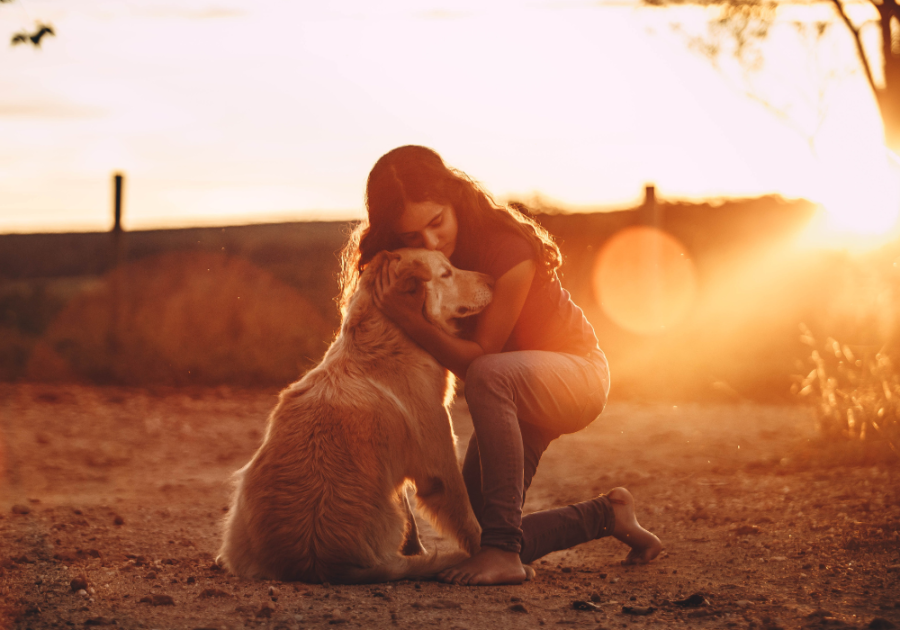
[0,0,897,237]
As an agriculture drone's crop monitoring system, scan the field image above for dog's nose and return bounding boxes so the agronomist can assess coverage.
[457,306,469,316]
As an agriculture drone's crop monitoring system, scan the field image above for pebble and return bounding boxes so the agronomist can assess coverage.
[77,589,88,597]
[255,603,275,618]
[11,504,30,515]
[113,515,125,525]
[733,525,761,536]
[71,577,89,592]
[674,593,708,608]
[572,600,602,612]
[609,577,619,584]
[268,586,280,598]
[508,603,528,613]
[736,600,753,608]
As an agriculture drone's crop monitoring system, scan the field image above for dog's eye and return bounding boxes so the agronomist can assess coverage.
[441,269,452,278]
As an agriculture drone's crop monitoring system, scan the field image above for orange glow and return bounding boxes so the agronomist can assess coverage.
[593,227,698,336]
[794,148,900,251]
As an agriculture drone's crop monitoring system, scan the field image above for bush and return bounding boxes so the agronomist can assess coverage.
[794,323,899,453]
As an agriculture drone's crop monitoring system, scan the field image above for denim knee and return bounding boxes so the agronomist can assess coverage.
[464,354,514,409]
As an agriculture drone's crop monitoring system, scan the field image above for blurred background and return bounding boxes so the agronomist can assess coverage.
[2,0,900,443]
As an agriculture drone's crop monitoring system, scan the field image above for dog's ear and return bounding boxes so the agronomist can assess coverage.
[363,250,401,286]
[396,258,432,294]
[369,250,401,270]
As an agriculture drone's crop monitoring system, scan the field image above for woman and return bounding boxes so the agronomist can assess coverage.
[339,145,662,585]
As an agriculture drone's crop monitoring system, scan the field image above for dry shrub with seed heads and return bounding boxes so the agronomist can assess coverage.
[793,322,899,453]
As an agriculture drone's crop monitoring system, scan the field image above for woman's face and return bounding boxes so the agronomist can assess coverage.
[394,200,458,258]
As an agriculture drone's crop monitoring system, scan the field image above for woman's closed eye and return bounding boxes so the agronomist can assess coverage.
[441,268,452,278]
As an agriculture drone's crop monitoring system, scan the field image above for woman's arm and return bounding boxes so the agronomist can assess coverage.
[375,259,536,379]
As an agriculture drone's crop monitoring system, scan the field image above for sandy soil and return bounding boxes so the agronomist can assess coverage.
[1,383,898,630]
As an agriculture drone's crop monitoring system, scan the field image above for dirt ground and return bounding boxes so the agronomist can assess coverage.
[1,383,898,630]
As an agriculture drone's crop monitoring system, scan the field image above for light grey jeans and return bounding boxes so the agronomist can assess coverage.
[461,348,612,564]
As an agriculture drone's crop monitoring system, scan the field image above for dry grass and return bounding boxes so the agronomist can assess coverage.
[24,251,335,386]
[793,323,899,457]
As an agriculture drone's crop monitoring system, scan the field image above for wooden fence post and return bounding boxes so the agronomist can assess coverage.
[109,173,126,368]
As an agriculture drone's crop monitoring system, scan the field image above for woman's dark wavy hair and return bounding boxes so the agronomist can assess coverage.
[338,145,561,314]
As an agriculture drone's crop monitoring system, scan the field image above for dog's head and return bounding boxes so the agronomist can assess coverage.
[368,249,493,335]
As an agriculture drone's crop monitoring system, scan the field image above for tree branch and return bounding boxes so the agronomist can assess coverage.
[828,0,878,94]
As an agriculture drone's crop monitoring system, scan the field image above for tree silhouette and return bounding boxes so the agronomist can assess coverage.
[645,0,900,152]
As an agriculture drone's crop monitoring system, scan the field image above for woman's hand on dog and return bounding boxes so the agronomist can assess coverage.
[374,256,427,329]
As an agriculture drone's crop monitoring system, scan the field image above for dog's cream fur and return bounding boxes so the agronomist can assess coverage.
[218,248,492,583]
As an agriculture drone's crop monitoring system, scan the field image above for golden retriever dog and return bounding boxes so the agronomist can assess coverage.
[218,248,493,583]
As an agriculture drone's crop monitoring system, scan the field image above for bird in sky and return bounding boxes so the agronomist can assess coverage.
[11,23,54,48]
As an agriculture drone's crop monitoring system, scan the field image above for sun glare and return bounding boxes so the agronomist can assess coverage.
[797,147,900,250]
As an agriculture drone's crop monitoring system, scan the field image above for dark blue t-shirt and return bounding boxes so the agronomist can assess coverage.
[452,227,599,356]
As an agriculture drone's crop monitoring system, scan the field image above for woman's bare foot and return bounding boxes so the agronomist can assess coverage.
[436,546,531,586]
[608,487,664,565]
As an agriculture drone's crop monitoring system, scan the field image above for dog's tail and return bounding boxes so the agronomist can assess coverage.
[339,550,470,584]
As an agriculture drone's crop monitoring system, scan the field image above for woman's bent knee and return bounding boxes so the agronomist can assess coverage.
[464,354,514,406]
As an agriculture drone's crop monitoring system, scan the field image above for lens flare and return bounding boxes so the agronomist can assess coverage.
[593,226,698,335]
